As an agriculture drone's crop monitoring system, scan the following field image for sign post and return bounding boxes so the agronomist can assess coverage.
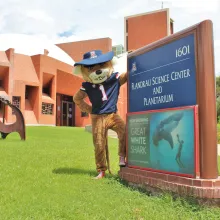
[120,20,220,200]
[127,106,199,178]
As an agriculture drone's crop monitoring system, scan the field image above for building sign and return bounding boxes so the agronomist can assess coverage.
[127,106,197,176]
[128,34,196,112]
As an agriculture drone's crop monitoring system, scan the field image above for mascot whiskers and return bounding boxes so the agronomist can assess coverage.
[73,50,129,179]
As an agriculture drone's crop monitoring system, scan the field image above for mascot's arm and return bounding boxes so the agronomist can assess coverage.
[73,90,92,114]
[119,72,127,86]
[118,50,133,86]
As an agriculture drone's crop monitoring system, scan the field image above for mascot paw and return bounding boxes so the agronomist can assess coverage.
[93,171,105,180]
[119,156,126,167]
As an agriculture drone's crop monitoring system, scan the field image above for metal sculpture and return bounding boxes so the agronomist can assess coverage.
[0,96,26,140]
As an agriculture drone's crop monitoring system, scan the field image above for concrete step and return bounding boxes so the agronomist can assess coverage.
[25,99,33,111]
[25,110,38,124]
[25,100,38,124]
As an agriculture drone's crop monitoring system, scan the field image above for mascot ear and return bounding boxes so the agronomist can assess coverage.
[111,52,128,74]
[73,65,82,75]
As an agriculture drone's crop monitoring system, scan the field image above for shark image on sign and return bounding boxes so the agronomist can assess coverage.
[152,111,184,149]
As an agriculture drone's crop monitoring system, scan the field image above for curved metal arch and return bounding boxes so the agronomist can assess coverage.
[0,96,26,140]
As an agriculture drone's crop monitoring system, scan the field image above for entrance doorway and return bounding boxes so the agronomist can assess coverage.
[62,101,74,126]
[56,94,75,126]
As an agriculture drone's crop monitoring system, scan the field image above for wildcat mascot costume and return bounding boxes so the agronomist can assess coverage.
[73,50,129,179]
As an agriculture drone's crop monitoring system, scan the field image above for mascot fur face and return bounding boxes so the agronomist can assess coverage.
[73,55,126,83]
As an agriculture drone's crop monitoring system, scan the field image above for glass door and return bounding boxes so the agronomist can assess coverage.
[62,101,73,126]
[62,101,68,126]
[68,103,73,126]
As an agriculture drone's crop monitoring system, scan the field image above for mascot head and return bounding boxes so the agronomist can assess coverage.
[73,50,127,84]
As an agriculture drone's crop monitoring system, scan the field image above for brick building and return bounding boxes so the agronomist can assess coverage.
[56,38,112,62]
[0,8,174,127]
[0,34,112,127]
[125,8,174,51]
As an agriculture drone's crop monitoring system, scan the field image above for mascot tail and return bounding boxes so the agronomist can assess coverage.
[105,136,112,174]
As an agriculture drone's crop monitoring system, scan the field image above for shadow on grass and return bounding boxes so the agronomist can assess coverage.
[52,167,97,177]
[52,167,124,180]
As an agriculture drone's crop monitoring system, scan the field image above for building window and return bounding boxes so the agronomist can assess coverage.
[12,96,21,115]
[81,112,88,117]
[112,45,125,56]
[42,103,53,115]
[0,100,3,113]
[42,87,50,96]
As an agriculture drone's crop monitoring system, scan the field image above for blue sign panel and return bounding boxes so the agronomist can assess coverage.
[128,34,196,112]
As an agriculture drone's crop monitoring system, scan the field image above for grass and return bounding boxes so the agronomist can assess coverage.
[217,124,220,144]
[0,126,220,220]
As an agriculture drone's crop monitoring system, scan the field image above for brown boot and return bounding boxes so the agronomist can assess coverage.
[93,171,105,180]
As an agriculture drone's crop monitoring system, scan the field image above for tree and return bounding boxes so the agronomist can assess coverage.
[216,76,220,122]
[216,76,220,98]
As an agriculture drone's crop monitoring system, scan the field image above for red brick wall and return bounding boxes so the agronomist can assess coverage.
[56,94,61,126]
[126,10,169,51]
[56,38,112,62]
[56,69,91,127]
[0,13,172,127]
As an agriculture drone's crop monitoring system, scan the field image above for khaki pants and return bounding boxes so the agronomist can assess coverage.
[91,113,126,172]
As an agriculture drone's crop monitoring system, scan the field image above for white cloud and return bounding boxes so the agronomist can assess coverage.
[110,0,150,19]
[162,0,220,13]
[0,0,220,73]
[215,40,220,47]
[26,10,54,23]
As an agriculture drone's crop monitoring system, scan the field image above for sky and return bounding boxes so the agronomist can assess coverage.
[0,0,220,74]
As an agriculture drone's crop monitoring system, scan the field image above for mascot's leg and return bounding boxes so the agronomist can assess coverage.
[91,114,108,179]
[106,113,126,166]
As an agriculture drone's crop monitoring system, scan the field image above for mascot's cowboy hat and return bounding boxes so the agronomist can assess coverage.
[74,50,114,66]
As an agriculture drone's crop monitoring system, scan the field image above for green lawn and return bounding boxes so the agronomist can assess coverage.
[0,127,220,220]
[217,124,220,144]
